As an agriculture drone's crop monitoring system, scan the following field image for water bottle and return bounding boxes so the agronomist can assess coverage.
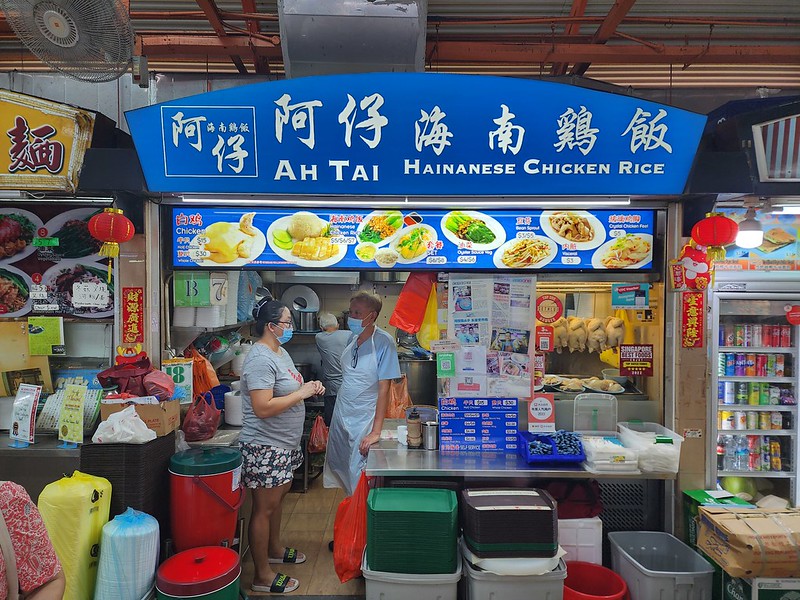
[723,435,736,471]
[734,435,750,471]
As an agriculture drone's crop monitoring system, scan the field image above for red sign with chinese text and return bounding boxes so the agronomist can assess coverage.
[681,291,705,348]
[122,287,145,344]
[619,344,654,377]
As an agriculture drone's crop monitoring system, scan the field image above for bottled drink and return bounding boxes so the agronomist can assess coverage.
[734,435,750,471]
[723,435,736,471]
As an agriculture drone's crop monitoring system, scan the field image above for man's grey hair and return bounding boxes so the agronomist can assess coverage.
[318,312,339,330]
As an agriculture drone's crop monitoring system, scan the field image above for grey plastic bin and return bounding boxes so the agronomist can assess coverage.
[608,531,713,600]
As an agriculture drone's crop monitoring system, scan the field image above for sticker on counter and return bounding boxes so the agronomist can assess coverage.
[232,465,242,491]
[527,394,556,434]
[437,352,456,378]
[430,339,460,353]
[619,344,654,377]
[535,294,564,323]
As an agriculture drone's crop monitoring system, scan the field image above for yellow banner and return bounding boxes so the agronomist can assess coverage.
[0,90,95,192]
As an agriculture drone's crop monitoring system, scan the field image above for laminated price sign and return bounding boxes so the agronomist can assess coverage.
[619,344,654,377]
[57,383,86,445]
[528,393,555,434]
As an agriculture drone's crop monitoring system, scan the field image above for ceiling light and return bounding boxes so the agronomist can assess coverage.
[772,206,800,215]
[735,207,763,249]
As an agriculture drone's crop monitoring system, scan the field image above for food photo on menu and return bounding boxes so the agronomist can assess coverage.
[489,328,530,354]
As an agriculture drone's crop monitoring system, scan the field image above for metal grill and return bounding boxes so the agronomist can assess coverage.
[599,480,662,532]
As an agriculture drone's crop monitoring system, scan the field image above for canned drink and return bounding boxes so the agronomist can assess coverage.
[775,354,785,377]
[725,325,736,347]
[734,411,747,430]
[718,353,727,376]
[769,386,781,405]
[743,324,753,347]
[745,354,757,377]
[763,325,774,347]
[781,325,792,347]
[748,435,761,471]
[772,411,783,430]
[760,412,772,430]
[748,382,760,405]
[735,324,745,347]
[724,381,736,405]
[747,411,759,429]
[762,436,772,471]
[735,382,749,404]
[735,353,746,376]
[718,381,725,401]
[720,411,734,430]
[759,382,771,405]
[719,325,727,347]
[772,325,782,347]
[756,354,768,377]
[752,325,762,347]
[725,353,736,376]
[771,440,782,470]
[767,354,776,377]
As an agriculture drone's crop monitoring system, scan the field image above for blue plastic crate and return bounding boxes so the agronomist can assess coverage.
[438,397,518,411]
[518,431,585,465]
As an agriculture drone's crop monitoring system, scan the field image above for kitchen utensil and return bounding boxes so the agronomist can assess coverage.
[280,285,320,313]
[601,368,628,385]
[298,309,318,331]
[399,359,437,405]
[423,421,439,450]
[406,408,422,448]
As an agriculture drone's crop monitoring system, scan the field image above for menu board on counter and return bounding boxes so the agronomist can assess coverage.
[0,206,113,319]
[171,207,656,272]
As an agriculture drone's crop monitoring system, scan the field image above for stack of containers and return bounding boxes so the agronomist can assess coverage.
[574,394,639,474]
[438,397,518,452]
[460,488,566,600]
[617,421,684,474]
[364,488,461,600]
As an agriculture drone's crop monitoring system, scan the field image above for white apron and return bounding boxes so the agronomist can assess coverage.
[323,332,379,496]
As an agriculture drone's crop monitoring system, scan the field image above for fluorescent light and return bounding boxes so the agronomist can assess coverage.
[735,207,764,248]
[179,195,631,209]
[772,206,800,215]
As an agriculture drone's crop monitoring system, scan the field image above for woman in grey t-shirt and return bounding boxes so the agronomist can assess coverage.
[240,299,324,594]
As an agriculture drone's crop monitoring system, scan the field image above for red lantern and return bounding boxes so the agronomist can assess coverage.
[88,208,135,281]
[691,213,738,262]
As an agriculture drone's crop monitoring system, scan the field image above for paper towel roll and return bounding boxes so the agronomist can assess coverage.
[224,391,242,426]
[225,272,240,325]
[172,307,196,327]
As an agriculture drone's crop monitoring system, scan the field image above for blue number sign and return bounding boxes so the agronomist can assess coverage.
[172,207,657,271]
[127,73,706,196]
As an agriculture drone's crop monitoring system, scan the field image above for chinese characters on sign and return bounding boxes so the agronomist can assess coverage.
[6,116,65,174]
[619,344,654,377]
[122,287,145,344]
[681,291,705,348]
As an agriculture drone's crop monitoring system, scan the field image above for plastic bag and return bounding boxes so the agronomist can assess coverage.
[416,284,439,351]
[188,347,219,396]
[308,414,329,453]
[143,369,175,400]
[91,405,157,444]
[389,272,436,334]
[333,471,370,583]
[385,375,412,419]
[182,392,221,442]
[97,356,152,396]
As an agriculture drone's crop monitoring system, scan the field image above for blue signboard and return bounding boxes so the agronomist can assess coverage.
[171,206,657,271]
[127,73,705,196]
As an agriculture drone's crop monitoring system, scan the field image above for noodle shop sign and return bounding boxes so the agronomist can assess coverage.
[0,91,95,192]
[127,73,705,196]
[170,207,657,272]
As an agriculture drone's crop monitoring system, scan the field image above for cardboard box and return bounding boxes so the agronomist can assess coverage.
[722,573,800,600]
[683,490,754,548]
[100,399,180,437]
[697,507,800,578]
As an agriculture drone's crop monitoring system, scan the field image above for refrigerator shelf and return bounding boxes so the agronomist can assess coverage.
[717,471,795,478]
[719,347,796,353]
[718,376,795,384]
[717,430,796,436]
[717,405,797,412]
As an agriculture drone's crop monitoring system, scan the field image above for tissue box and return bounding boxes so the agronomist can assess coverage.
[100,398,180,437]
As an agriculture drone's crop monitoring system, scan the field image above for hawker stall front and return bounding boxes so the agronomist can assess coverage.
[125,73,707,569]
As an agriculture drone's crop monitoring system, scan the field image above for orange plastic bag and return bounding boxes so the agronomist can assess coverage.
[308,415,329,453]
[385,375,412,419]
[389,272,436,333]
[188,346,219,396]
[333,471,370,583]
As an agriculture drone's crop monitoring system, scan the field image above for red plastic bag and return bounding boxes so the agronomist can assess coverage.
[143,369,175,400]
[389,272,436,333]
[308,415,329,453]
[541,480,603,519]
[182,392,221,442]
[97,356,152,396]
[333,471,370,583]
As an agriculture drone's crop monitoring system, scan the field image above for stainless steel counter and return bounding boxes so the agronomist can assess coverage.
[366,440,674,480]
[0,436,82,501]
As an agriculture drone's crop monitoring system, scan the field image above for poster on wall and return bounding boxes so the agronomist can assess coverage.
[171,207,657,272]
[0,205,112,319]
[716,208,800,271]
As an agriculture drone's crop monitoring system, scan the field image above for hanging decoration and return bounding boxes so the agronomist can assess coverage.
[677,243,712,290]
[88,208,135,281]
[691,213,738,263]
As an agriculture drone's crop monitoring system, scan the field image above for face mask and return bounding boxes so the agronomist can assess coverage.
[348,316,365,336]
[271,324,293,345]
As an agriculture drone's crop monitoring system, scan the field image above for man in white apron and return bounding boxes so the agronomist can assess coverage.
[324,292,401,497]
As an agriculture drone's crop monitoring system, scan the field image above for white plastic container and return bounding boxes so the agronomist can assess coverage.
[609,531,712,600]
[463,558,565,600]
[574,394,639,473]
[558,518,602,564]
[617,421,684,473]
[363,551,461,600]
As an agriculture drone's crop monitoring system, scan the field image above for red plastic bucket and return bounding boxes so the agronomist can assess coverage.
[564,561,628,600]
[169,448,244,552]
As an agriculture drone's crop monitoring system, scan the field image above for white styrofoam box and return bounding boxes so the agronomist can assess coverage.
[172,306,196,327]
[558,518,603,565]
[463,558,565,600]
[363,551,461,600]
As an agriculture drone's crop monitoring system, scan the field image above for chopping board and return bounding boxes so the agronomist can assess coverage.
[0,321,54,395]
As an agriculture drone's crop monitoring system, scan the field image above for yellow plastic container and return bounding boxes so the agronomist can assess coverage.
[38,470,112,600]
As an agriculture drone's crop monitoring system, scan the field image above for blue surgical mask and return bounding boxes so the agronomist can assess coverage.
[271,324,293,345]
[348,316,364,336]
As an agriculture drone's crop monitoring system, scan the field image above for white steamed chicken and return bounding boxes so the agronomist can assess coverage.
[552,317,569,353]
[586,318,608,353]
[567,316,588,353]
[203,212,258,263]
[605,316,625,348]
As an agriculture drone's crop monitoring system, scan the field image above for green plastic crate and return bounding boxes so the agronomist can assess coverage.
[367,488,458,574]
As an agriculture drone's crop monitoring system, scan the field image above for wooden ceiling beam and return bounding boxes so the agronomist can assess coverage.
[552,0,588,75]
[571,0,638,75]
[194,0,248,74]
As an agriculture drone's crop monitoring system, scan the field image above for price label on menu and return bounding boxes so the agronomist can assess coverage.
[330,236,356,245]
[72,282,109,308]
[29,284,47,300]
